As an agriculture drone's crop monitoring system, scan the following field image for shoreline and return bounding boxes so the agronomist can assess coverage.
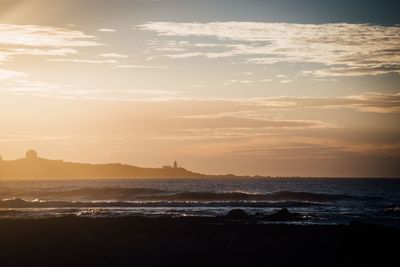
[0,216,398,266]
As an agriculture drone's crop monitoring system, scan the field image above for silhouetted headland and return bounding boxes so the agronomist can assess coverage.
[0,150,222,179]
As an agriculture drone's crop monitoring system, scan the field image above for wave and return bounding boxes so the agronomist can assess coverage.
[0,190,376,209]
[0,198,323,209]
[5,187,167,200]
[141,191,377,202]
[1,189,377,203]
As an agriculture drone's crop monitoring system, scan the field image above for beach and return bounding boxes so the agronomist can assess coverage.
[0,216,398,267]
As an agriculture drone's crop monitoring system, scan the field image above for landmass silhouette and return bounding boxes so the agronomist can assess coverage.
[0,150,236,179]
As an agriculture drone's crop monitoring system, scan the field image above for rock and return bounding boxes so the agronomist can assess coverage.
[225,209,250,219]
[384,207,400,216]
[264,208,304,221]
[254,212,265,218]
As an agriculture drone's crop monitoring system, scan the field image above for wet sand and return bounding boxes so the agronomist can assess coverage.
[0,216,398,266]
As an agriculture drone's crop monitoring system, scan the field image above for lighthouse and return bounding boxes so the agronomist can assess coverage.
[173,160,178,169]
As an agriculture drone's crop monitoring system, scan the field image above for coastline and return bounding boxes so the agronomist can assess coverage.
[2,154,399,180]
[0,216,398,266]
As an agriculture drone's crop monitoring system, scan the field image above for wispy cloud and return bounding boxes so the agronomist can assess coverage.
[0,23,101,47]
[248,92,400,113]
[0,48,77,61]
[0,24,120,93]
[172,116,331,130]
[225,137,400,159]
[305,64,400,77]
[0,80,181,100]
[100,53,129,58]
[48,58,118,64]
[139,22,400,77]
[98,28,116,32]
[114,64,166,69]
[222,79,254,86]
[0,69,27,80]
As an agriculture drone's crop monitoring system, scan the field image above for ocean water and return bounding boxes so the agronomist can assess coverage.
[1,178,399,226]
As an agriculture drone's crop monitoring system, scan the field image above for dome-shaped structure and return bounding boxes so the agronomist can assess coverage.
[25,149,38,160]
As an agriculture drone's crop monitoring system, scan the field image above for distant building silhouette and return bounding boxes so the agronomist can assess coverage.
[25,149,38,160]
[163,161,179,169]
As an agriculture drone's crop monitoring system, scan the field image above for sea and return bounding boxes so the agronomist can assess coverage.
[1,178,399,227]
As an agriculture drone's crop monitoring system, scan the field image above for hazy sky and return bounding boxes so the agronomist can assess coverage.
[0,0,399,177]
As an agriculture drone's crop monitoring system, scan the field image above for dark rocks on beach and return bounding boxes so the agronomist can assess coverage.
[264,208,304,221]
[225,208,304,221]
[225,209,250,219]
[384,207,400,216]
[254,212,265,219]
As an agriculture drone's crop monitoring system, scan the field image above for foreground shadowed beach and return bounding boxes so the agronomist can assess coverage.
[0,216,398,267]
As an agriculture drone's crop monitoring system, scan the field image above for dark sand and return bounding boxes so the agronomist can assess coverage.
[0,216,398,266]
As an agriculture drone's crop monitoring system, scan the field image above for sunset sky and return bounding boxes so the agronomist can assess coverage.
[0,0,399,177]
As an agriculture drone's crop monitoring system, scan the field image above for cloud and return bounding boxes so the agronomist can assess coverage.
[114,64,166,69]
[0,69,27,80]
[305,64,400,77]
[0,79,181,100]
[0,48,77,60]
[0,24,117,91]
[0,48,78,67]
[0,23,111,71]
[48,58,118,64]
[222,79,254,86]
[145,40,189,53]
[139,22,400,77]
[0,79,77,95]
[172,116,329,130]
[280,80,292,84]
[0,23,101,47]
[98,28,116,32]
[100,53,129,58]
[248,92,400,113]
[344,92,400,113]
[2,76,398,114]
[0,24,118,83]
[225,137,400,159]
[163,52,204,59]
[127,89,178,96]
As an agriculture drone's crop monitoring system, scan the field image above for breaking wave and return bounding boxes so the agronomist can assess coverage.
[156,191,374,202]
[0,197,321,209]
[0,190,377,209]
[14,187,167,200]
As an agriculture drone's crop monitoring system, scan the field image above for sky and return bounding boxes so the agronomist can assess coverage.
[0,0,399,177]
